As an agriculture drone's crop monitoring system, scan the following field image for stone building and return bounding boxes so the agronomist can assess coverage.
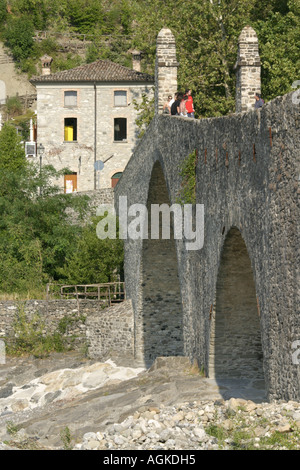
[30,57,154,192]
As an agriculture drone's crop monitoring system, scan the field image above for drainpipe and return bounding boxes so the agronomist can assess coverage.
[94,82,97,190]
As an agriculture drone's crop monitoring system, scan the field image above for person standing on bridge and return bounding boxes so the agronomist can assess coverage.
[163,95,173,114]
[254,92,264,109]
[179,94,188,117]
[171,92,182,115]
[185,89,195,118]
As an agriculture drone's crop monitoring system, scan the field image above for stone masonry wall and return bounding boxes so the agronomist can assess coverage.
[115,91,300,401]
[0,299,134,359]
[86,300,134,360]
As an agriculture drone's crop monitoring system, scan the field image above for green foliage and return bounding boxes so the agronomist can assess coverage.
[11,0,48,29]
[67,0,104,35]
[0,123,27,171]
[0,158,90,295]
[4,16,35,62]
[129,0,300,115]
[254,3,300,101]
[58,314,86,335]
[4,96,23,117]
[6,303,65,357]
[205,417,300,450]
[6,421,20,436]
[10,110,37,141]
[60,216,124,285]
[133,92,155,138]
[0,0,7,25]
[0,128,123,296]
[37,38,60,56]
[6,303,89,357]
[50,53,83,73]
[60,426,73,450]
[176,150,197,205]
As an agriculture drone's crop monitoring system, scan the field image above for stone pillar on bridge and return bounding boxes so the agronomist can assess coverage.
[235,26,261,113]
[155,28,179,115]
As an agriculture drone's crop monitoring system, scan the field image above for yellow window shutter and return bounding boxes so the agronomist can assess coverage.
[64,126,73,141]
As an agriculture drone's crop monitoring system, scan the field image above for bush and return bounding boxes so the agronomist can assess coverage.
[6,303,65,357]
[4,16,35,62]
[4,96,23,117]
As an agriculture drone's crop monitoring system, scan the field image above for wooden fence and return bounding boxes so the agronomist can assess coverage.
[46,282,126,308]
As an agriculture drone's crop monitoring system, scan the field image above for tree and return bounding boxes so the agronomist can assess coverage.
[254,2,300,100]
[60,217,124,285]
[0,151,124,295]
[4,16,35,62]
[130,0,300,116]
[133,92,155,138]
[67,0,104,35]
[5,0,299,117]
[0,0,7,25]
[0,162,90,294]
[0,123,27,171]
[11,0,48,29]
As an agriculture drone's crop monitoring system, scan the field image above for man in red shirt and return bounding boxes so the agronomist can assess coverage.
[185,89,195,118]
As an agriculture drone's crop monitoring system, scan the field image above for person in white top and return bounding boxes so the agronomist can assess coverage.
[163,95,173,114]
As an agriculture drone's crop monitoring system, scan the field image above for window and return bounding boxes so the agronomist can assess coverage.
[114,118,127,141]
[114,90,127,107]
[64,90,77,107]
[64,118,77,141]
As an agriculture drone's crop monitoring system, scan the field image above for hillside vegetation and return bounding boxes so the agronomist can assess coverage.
[0,0,299,298]
[0,0,299,118]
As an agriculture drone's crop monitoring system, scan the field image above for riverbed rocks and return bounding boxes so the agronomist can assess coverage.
[74,399,300,451]
[0,353,299,450]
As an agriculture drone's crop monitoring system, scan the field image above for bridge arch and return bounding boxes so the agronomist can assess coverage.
[209,227,265,396]
[137,160,184,366]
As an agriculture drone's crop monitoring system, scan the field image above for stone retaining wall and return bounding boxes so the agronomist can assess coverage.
[0,299,134,358]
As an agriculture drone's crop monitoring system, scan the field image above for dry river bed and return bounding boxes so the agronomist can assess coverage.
[0,352,299,451]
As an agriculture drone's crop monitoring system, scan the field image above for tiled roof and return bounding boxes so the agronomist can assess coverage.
[31,59,154,83]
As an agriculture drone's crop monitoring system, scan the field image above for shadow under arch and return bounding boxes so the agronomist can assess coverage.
[209,227,266,402]
[139,160,184,367]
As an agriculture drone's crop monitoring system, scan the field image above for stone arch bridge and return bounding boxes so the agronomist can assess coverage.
[114,28,299,402]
